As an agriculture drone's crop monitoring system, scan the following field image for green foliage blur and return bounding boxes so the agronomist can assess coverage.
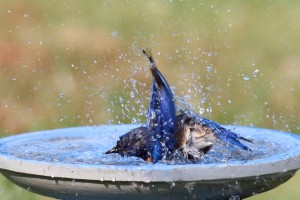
[0,1,299,199]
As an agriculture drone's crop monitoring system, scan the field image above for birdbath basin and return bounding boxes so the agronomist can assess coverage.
[0,124,300,200]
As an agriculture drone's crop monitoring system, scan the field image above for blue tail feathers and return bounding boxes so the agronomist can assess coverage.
[143,49,178,163]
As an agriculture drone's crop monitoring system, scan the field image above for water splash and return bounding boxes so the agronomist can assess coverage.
[0,125,294,167]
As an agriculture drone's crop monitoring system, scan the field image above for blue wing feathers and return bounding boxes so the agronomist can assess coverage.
[195,114,252,151]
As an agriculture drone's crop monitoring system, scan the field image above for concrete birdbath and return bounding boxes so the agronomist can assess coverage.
[0,124,300,200]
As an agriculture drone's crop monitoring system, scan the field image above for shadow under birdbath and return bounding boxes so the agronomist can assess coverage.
[0,124,300,200]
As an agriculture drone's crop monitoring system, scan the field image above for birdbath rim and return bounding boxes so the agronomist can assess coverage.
[0,124,300,183]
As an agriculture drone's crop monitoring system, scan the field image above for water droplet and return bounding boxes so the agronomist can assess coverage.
[206,66,212,72]
[199,108,205,114]
[252,69,259,77]
[111,31,118,37]
[131,118,138,123]
[130,91,135,98]
[206,107,212,113]
[243,75,250,81]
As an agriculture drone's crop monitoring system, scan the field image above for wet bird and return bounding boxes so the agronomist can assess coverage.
[105,49,252,163]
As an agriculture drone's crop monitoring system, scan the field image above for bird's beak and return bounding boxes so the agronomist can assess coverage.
[105,147,119,154]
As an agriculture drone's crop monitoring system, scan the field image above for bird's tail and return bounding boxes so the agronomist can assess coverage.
[142,49,178,163]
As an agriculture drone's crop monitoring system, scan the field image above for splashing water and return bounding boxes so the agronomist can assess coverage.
[0,125,294,167]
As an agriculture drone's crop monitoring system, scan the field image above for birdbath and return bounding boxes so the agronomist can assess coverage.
[0,124,300,200]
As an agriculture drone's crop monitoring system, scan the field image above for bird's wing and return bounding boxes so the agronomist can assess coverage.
[181,110,252,151]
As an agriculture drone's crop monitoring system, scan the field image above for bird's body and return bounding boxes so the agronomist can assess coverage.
[107,126,153,161]
[105,49,252,163]
[176,110,216,161]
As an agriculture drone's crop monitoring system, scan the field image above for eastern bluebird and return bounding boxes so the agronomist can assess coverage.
[105,49,252,163]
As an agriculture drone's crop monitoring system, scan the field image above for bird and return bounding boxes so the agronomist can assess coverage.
[105,49,252,163]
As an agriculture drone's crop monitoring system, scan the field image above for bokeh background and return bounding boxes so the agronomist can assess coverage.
[0,1,299,199]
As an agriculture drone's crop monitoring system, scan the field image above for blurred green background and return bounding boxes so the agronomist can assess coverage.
[0,1,299,199]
